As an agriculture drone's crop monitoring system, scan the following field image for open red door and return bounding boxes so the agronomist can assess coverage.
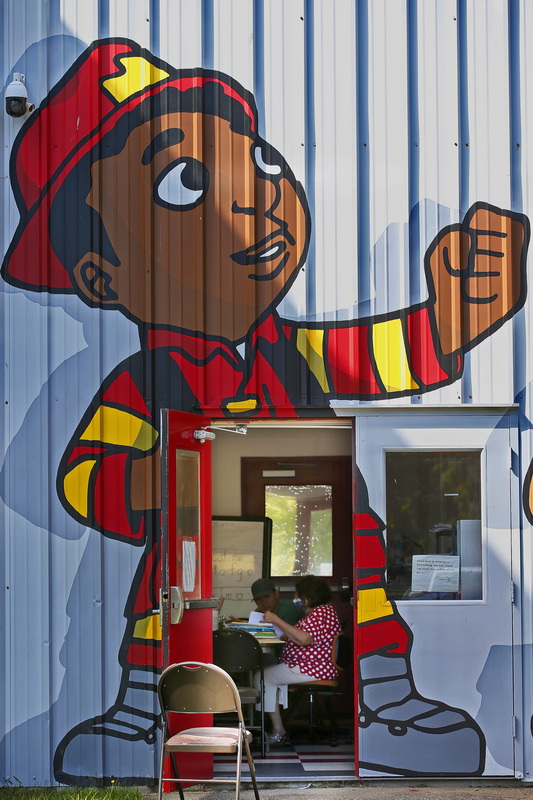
[160,409,218,783]
[160,409,217,665]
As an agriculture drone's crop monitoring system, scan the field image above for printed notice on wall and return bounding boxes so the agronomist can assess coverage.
[411,554,460,592]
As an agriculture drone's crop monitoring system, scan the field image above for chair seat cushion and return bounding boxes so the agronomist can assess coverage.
[291,679,338,687]
[238,687,260,700]
[166,726,252,750]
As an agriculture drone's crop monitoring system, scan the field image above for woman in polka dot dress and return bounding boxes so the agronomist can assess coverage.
[256,575,341,745]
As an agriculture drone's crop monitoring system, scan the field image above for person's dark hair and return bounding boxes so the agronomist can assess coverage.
[295,575,331,609]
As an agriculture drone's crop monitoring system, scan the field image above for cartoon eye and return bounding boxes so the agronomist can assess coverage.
[253,143,283,177]
[154,157,209,211]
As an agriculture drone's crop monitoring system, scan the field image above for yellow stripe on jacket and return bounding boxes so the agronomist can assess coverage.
[372,318,419,392]
[81,406,158,450]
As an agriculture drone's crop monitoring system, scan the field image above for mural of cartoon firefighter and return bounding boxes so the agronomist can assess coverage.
[1,39,529,782]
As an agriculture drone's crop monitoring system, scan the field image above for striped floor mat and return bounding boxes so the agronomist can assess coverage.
[214,741,356,782]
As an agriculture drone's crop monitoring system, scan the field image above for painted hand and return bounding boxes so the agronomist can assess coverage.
[427,202,529,356]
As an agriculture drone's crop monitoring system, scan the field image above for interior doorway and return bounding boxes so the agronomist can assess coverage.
[241,454,353,635]
[210,420,356,781]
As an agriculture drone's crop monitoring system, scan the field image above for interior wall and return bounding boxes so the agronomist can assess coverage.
[211,424,353,516]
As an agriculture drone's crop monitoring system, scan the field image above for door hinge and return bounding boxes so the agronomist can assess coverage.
[510,581,516,604]
[512,715,517,738]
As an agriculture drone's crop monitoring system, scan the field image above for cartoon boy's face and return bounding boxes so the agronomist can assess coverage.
[73,111,308,340]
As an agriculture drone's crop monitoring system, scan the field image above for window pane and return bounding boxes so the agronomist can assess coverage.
[385,451,482,601]
[266,484,333,576]
[175,449,201,598]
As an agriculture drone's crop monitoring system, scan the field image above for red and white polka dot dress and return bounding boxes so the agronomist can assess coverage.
[282,604,341,679]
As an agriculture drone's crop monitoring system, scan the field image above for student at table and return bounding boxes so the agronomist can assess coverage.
[251,578,303,625]
[249,578,304,663]
[255,575,341,745]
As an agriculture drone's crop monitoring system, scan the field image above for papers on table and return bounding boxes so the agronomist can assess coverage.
[249,610,284,639]
[224,612,284,643]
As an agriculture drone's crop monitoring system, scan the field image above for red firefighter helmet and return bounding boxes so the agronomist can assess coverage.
[2,38,258,292]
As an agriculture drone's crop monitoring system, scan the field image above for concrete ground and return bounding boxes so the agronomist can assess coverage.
[145,781,533,800]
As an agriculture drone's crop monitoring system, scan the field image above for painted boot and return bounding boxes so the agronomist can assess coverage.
[53,668,159,786]
[357,652,486,776]
[354,495,486,777]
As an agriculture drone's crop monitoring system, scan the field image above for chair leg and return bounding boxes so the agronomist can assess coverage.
[235,728,243,800]
[158,741,185,800]
[169,753,185,800]
[260,677,266,758]
[158,723,185,800]
[322,693,339,746]
[157,732,165,800]
[286,688,337,743]
[308,691,327,741]
[243,731,261,800]
[308,692,317,732]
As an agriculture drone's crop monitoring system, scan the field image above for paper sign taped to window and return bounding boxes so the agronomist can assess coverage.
[183,539,197,593]
[411,554,460,592]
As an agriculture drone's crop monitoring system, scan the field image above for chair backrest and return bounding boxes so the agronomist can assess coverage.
[158,661,244,718]
[331,633,352,671]
[213,628,264,674]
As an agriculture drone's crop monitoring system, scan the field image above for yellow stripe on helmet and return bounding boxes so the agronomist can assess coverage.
[103,56,170,103]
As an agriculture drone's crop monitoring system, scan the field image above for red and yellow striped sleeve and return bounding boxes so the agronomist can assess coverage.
[297,306,454,399]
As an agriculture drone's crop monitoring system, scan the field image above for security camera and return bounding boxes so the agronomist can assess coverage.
[5,73,34,117]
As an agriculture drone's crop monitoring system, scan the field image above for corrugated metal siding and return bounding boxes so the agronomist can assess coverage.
[1,0,533,784]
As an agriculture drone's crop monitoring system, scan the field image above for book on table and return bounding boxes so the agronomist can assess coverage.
[248,610,284,638]
[225,614,284,642]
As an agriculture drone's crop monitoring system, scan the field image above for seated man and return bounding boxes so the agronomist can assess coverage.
[251,578,304,663]
[251,579,303,623]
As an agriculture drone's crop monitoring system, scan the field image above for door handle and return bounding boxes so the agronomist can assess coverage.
[184,598,219,610]
[159,588,218,625]
[340,576,351,603]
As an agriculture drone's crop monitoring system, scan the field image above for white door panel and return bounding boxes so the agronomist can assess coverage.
[356,411,518,777]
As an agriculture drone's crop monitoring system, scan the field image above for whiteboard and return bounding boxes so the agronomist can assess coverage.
[212,516,271,619]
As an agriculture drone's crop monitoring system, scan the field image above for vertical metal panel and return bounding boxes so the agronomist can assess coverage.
[1,0,533,785]
[160,0,203,68]
[213,0,255,83]
[368,1,410,255]
[311,0,359,319]
[417,2,460,211]
[518,0,533,783]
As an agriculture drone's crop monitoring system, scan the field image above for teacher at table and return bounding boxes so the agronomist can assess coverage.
[256,575,341,745]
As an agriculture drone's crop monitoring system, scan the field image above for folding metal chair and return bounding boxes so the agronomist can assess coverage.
[213,628,266,757]
[157,661,260,800]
